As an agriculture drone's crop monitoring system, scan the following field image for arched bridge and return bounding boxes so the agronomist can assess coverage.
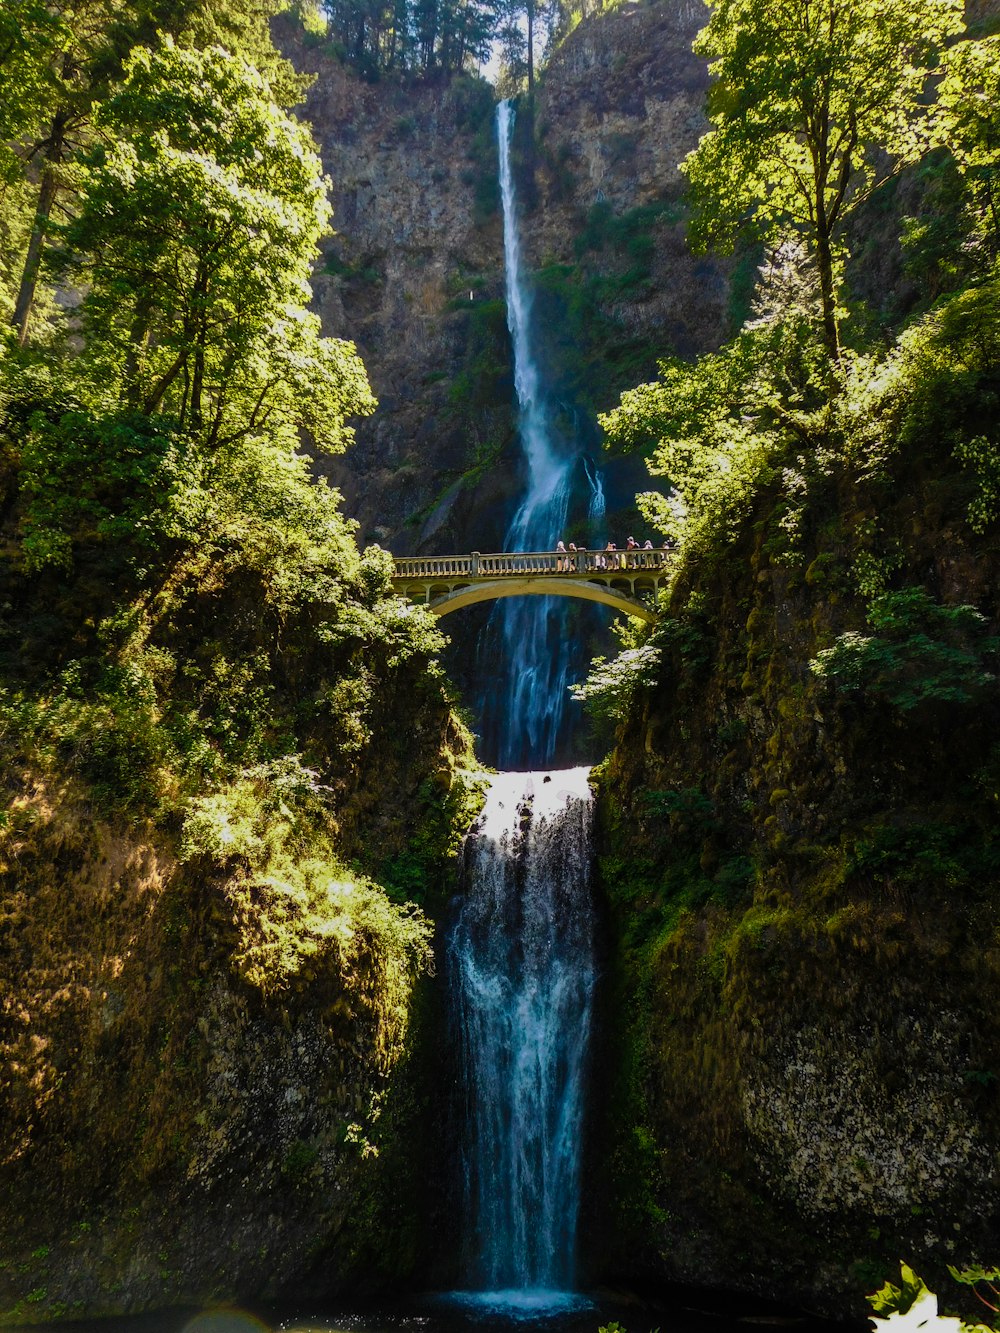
[392,549,672,622]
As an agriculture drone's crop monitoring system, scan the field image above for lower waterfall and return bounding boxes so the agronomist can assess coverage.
[448,768,597,1301]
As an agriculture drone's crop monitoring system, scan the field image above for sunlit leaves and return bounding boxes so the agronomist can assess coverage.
[601,317,826,555]
[0,1,67,170]
[64,40,375,451]
[684,0,966,354]
[939,36,1000,252]
[570,645,662,721]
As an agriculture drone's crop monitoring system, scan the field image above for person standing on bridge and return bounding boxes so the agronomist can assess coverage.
[556,539,568,571]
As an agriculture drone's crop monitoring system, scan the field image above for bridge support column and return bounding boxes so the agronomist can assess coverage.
[471,550,481,575]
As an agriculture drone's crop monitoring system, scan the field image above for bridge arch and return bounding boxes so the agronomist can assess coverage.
[391,548,671,625]
[425,576,658,623]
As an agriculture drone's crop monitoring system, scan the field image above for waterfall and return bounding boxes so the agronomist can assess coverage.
[449,768,596,1301]
[482,100,577,769]
[584,456,606,526]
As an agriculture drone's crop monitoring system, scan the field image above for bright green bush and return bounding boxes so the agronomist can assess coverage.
[810,588,998,711]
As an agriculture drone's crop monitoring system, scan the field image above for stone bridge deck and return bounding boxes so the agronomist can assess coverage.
[392,549,673,622]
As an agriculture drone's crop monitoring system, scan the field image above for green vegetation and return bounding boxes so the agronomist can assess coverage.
[317,0,501,79]
[589,0,1000,1301]
[870,1263,1000,1333]
[0,10,483,1314]
[0,9,471,849]
[811,589,999,712]
[683,0,965,359]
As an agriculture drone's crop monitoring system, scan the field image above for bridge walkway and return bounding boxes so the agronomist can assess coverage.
[391,549,673,622]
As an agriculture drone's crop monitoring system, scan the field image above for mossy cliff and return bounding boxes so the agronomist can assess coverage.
[589,287,1000,1315]
[0,405,480,1322]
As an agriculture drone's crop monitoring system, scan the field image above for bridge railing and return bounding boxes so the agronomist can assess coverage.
[393,549,673,579]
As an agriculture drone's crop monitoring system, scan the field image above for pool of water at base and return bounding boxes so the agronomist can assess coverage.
[10,1287,864,1333]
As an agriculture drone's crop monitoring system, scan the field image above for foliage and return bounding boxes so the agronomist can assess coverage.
[939,36,1000,257]
[831,272,1000,490]
[0,662,176,813]
[180,758,434,1010]
[320,0,502,78]
[17,409,203,571]
[0,0,467,884]
[810,589,998,711]
[601,312,826,556]
[948,1267,1000,1325]
[570,645,661,721]
[1,0,303,342]
[847,820,1000,889]
[377,767,487,906]
[0,2,66,180]
[61,41,374,451]
[869,1264,996,1333]
[684,0,965,356]
[955,435,1000,534]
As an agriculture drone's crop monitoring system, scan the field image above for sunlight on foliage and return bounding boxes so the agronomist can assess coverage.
[811,589,998,711]
[684,0,965,356]
[570,645,661,722]
[869,1264,995,1333]
[602,312,826,558]
[180,757,433,1045]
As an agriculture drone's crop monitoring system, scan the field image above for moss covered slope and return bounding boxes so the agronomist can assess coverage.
[591,279,1000,1315]
[0,393,479,1326]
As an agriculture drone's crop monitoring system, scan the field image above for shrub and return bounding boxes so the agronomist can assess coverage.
[810,588,999,711]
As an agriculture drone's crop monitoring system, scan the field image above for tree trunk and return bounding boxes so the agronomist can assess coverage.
[123,291,155,406]
[11,112,67,346]
[815,227,840,366]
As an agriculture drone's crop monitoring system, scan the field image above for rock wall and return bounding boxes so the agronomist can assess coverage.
[287,0,732,555]
[533,0,729,357]
[588,382,1000,1315]
[0,753,469,1324]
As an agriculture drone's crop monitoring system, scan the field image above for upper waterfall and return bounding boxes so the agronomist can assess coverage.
[497,100,568,545]
[477,100,606,769]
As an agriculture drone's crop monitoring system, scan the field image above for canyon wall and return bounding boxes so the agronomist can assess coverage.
[288,0,731,555]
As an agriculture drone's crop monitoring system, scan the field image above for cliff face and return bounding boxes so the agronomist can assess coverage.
[0,390,478,1320]
[589,306,1000,1313]
[533,0,729,357]
[0,745,472,1323]
[290,0,731,555]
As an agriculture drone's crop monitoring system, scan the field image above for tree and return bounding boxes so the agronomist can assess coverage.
[494,0,558,96]
[939,35,1000,256]
[0,2,66,165]
[683,0,965,362]
[2,0,302,346]
[322,0,499,76]
[63,40,374,452]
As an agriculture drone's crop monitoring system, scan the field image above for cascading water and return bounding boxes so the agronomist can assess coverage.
[448,768,597,1304]
[479,101,586,768]
[445,101,601,1312]
[584,456,606,526]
